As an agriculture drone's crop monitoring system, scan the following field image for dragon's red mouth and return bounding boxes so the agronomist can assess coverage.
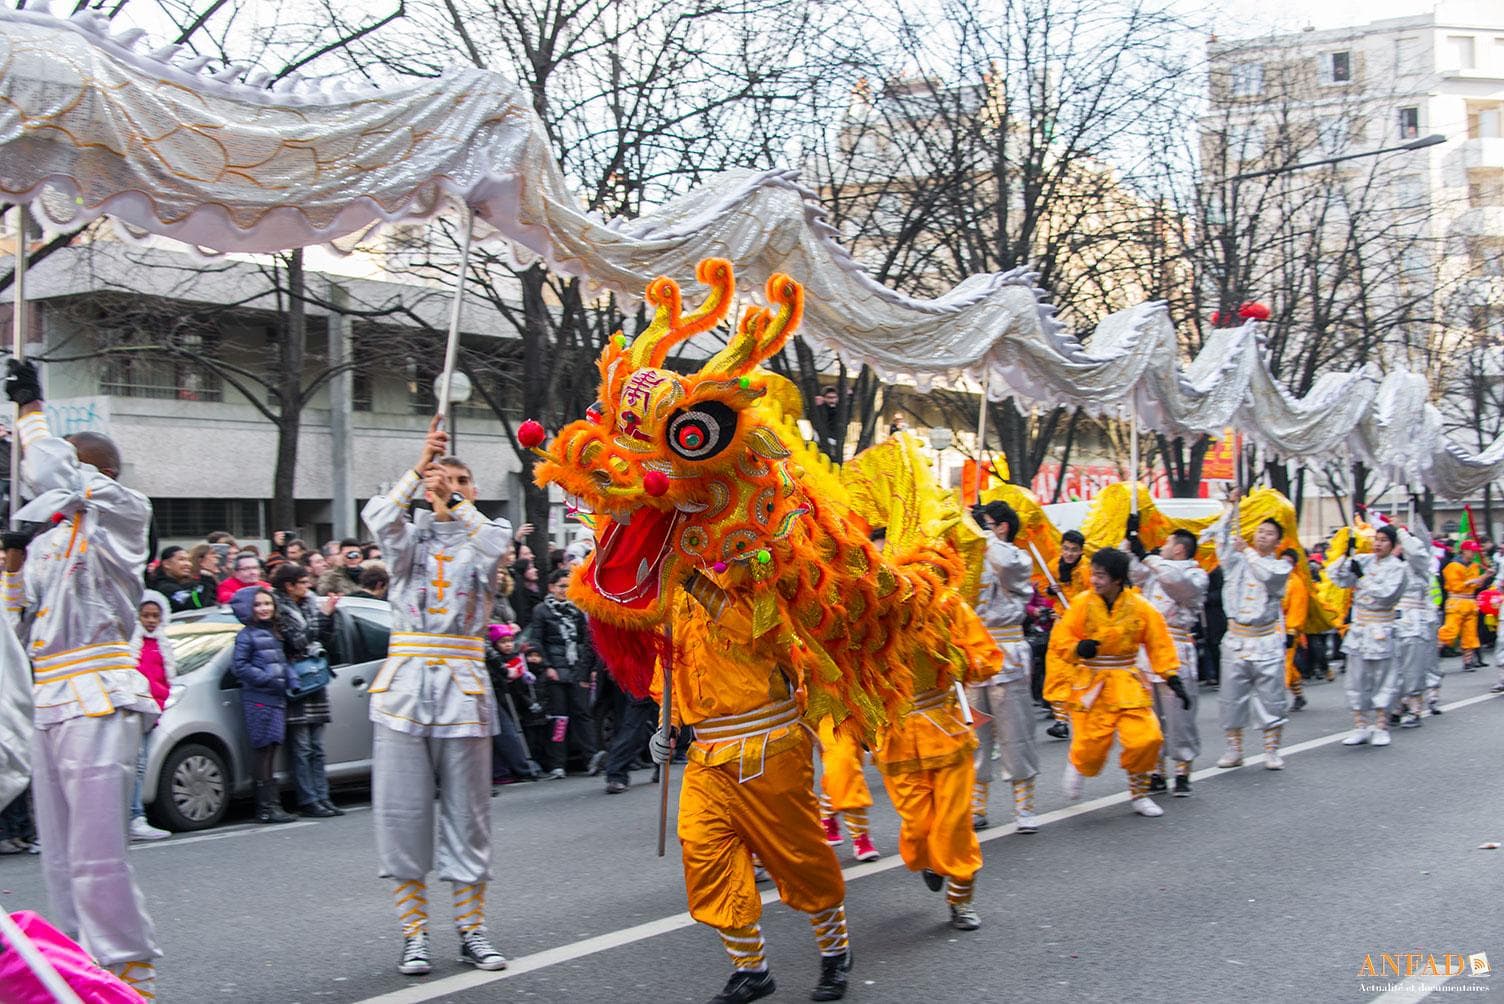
[587,506,684,610]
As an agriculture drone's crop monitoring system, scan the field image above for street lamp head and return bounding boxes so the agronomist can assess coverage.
[1401,133,1445,152]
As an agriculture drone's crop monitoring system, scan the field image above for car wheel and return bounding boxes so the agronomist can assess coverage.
[154,742,230,832]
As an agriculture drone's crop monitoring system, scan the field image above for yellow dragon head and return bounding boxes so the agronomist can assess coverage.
[531,259,813,633]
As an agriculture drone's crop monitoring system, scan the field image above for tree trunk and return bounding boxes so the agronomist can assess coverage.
[270,249,306,535]
[1350,461,1370,511]
[1157,434,1211,498]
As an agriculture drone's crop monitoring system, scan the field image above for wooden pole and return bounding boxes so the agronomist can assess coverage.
[435,207,475,433]
[9,205,27,524]
[656,624,674,858]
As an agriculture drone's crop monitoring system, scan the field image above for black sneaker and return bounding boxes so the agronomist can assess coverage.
[1045,721,1069,740]
[811,951,851,1001]
[1147,773,1167,793]
[1387,712,1403,726]
[1291,694,1307,711]
[398,931,431,975]
[318,800,346,816]
[606,779,629,794]
[299,802,338,818]
[922,869,944,892]
[972,814,990,831]
[1172,776,1191,798]
[458,928,507,971]
[1428,701,1444,716]
[709,970,776,1004]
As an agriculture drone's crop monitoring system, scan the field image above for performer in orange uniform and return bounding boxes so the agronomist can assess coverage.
[1282,550,1310,712]
[1045,549,1189,818]
[874,562,999,932]
[654,575,851,1004]
[817,726,879,862]
[1043,530,1090,739]
[1439,542,1490,671]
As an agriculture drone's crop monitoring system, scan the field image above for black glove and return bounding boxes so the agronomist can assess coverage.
[1076,639,1099,659]
[1127,534,1147,560]
[1350,559,1364,578]
[1165,675,1191,711]
[1125,512,1141,535]
[1345,532,1355,556]
[4,358,41,406]
[1285,633,1296,650]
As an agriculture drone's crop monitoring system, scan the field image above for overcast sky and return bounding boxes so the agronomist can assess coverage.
[1192,0,1447,36]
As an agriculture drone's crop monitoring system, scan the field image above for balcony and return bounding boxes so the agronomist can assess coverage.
[1450,207,1504,237]
[1449,137,1504,172]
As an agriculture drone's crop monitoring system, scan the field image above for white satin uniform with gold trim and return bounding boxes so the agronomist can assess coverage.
[5,410,159,968]
[361,469,511,884]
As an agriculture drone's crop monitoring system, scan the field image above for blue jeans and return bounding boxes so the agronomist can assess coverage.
[130,739,148,821]
[287,723,329,807]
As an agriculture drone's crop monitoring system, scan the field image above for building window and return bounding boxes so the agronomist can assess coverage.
[1468,169,1504,208]
[1229,62,1263,98]
[1466,102,1503,140]
[1446,35,1476,71]
[99,331,223,402]
[1397,107,1419,140]
[1315,117,1348,154]
[152,498,263,540]
[1391,173,1425,208]
[1226,123,1263,162]
[1320,51,1352,84]
[352,370,373,412]
[404,355,490,420]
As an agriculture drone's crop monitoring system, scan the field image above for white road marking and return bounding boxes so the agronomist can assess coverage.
[355,690,1499,1004]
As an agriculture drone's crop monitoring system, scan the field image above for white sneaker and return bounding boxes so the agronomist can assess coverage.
[1371,729,1392,747]
[1015,810,1040,833]
[1061,763,1085,801]
[129,817,172,842]
[1263,751,1285,770]
[1342,728,1373,746]
[1131,797,1164,817]
[1216,747,1243,768]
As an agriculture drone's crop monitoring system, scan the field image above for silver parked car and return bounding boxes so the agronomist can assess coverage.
[142,596,393,831]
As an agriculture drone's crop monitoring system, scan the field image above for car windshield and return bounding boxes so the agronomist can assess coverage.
[166,623,241,676]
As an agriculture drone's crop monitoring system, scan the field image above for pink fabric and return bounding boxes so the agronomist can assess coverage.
[0,911,143,1003]
[136,638,170,710]
[217,577,269,604]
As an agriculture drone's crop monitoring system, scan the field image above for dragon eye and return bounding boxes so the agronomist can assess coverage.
[666,402,736,461]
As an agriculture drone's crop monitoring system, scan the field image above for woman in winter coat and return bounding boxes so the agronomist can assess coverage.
[230,586,296,824]
[269,563,342,818]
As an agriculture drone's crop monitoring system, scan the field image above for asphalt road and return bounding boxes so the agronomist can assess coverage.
[3,658,1503,1004]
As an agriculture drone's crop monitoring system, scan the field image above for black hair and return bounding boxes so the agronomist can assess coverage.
[1062,529,1085,547]
[358,565,390,590]
[1258,518,1282,535]
[1280,547,1301,562]
[548,566,572,586]
[159,545,184,562]
[339,538,361,549]
[1090,548,1130,584]
[983,501,1021,542]
[1375,525,1398,547]
[271,563,308,591]
[1169,529,1199,556]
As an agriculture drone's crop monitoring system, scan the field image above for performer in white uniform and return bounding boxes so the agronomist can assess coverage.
[1329,524,1408,747]
[362,417,512,976]
[1129,527,1208,797]
[968,501,1041,833]
[1212,491,1294,771]
[1391,521,1436,729]
[3,360,160,999]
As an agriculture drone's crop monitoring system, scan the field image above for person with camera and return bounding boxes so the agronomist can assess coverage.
[361,415,512,976]
[3,358,162,999]
[271,563,341,817]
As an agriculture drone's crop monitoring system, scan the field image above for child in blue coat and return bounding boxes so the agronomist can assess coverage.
[230,586,296,824]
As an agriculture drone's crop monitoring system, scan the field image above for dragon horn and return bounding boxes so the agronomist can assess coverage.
[627,258,736,371]
[700,272,804,378]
